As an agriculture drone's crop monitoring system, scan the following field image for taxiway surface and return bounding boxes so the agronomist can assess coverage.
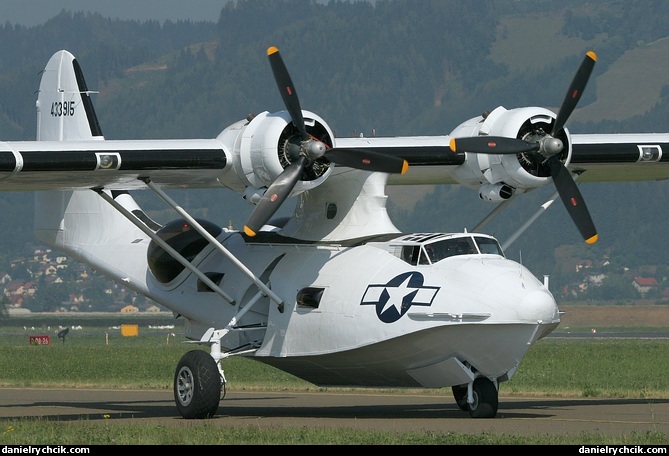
[1,387,667,438]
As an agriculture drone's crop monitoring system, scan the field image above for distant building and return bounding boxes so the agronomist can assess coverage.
[633,277,659,296]
[0,272,11,284]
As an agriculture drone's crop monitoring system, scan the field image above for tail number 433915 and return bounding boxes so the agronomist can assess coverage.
[50,101,75,117]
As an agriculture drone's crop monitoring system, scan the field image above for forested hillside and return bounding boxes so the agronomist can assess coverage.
[0,0,668,310]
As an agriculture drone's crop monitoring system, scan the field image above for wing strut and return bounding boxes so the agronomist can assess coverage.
[93,188,236,305]
[500,190,560,252]
[190,288,271,391]
[471,198,514,234]
[142,179,284,310]
[199,288,268,359]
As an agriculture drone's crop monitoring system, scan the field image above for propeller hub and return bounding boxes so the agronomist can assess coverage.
[541,136,563,157]
[305,140,327,159]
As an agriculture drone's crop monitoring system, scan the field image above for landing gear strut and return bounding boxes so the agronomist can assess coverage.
[452,377,499,418]
[174,350,222,419]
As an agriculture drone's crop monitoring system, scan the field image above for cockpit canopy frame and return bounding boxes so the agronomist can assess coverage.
[392,233,504,266]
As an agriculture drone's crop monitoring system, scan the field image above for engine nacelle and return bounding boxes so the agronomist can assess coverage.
[450,106,572,196]
[215,109,335,197]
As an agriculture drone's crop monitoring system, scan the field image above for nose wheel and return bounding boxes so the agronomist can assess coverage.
[452,377,498,418]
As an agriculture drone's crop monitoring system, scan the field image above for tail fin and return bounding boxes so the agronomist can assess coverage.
[34,51,152,292]
[36,50,103,141]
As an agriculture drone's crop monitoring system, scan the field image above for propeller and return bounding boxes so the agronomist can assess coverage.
[243,47,409,237]
[244,156,306,237]
[449,51,598,245]
[449,136,540,155]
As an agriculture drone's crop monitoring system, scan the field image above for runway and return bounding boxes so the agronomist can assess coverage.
[1,387,668,437]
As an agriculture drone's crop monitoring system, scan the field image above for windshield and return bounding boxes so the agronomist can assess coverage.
[420,236,503,264]
[475,236,504,255]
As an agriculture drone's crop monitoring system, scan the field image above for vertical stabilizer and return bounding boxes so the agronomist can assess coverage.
[36,50,103,141]
[33,51,151,293]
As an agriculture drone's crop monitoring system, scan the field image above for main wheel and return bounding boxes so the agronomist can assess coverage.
[467,377,498,418]
[174,349,221,419]
[451,385,469,411]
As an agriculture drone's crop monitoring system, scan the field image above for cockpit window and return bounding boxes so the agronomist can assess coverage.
[401,245,420,265]
[419,236,504,264]
[396,235,504,266]
[423,237,477,263]
[476,236,504,255]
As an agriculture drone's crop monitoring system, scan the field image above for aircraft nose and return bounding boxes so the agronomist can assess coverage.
[518,288,560,325]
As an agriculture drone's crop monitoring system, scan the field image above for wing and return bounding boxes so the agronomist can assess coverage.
[342,52,669,245]
[6,48,669,245]
[0,139,229,191]
[1,50,228,191]
[338,132,669,185]
[14,49,669,191]
[570,133,669,182]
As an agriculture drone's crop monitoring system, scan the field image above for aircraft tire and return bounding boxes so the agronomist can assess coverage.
[467,377,498,418]
[451,385,469,411]
[174,349,222,419]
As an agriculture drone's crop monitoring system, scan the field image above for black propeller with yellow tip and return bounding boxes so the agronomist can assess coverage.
[449,51,598,245]
[243,47,409,237]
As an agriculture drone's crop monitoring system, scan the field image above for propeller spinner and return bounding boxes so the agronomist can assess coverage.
[449,51,598,245]
[243,47,409,237]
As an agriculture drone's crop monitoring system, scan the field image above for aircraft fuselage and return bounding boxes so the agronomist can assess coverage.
[144,227,560,389]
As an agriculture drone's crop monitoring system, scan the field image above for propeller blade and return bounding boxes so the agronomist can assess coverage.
[449,136,539,154]
[244,156,307,237]
[325,148,409,174]
[552,51,597,135]
[267,46,310,141]
[548,155,598,244]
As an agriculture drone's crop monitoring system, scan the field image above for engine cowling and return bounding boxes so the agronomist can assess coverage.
[215,109,335,198]
[450,106,572,195]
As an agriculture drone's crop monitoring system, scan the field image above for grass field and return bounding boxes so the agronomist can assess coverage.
[1,313,668,444]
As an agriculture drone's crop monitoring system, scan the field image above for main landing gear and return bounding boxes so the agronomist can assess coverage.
[174,350,223,419]
[452,377,499,418]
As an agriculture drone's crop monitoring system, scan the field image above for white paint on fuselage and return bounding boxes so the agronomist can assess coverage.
[146,231,559,387]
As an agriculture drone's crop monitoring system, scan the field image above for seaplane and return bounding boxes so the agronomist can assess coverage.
[1,46,668,419]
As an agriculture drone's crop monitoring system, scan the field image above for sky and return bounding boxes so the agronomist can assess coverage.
[0,0,230,26]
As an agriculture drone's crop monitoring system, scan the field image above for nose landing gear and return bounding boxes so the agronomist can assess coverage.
[452,377,499,418]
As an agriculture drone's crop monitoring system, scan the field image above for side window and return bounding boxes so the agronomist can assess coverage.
[297,287,324,308]
[401,246,420,265]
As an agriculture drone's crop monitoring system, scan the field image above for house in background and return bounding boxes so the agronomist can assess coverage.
[633,277,660,298]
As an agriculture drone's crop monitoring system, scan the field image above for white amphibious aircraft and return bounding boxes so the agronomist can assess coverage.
[2,47,668,419]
